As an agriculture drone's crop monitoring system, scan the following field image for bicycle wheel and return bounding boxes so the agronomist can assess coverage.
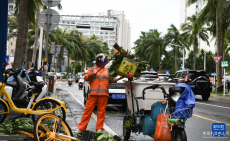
[172,126,187,141]
[32,99,66,122]
[34,113,74,141]
[0,99,8,123]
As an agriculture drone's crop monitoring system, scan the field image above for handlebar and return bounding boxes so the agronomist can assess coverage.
[142,84,168,100]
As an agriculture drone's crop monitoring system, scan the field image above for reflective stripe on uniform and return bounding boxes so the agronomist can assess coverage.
[107,69,109,80]
[89,89,109,93]
[90,76,109,82]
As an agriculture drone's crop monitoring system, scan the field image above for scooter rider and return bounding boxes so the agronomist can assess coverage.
[77,53,119,132]
[67,72,73,83]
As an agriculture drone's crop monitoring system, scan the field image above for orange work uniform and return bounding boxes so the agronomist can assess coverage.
[78,66,112,131]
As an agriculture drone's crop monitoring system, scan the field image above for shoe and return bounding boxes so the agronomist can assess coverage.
[96,129,103,133]
[73,129,84,135]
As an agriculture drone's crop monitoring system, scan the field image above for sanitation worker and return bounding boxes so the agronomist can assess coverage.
[77,53,122,133]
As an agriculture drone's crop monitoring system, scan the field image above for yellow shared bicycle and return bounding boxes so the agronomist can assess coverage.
[0,63,67,123]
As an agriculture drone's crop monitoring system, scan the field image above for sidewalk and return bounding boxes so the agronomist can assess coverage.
[0,88,77,141]
[210,93,230,102]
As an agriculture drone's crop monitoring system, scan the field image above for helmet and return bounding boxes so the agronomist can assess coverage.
[96,53,107,65]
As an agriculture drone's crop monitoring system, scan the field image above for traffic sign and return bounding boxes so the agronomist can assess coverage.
[38,9,60,30]
[212,56,222,64]
[50,45,61,54]
[165,70,170,74]
[211,73,216,76]
[42,0,61,7]
[221,61,228,67]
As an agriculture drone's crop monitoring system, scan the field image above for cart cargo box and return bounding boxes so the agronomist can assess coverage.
[124,81,175,114]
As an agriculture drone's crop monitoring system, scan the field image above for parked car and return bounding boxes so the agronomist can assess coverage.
[168,70,212,101]
[139,71,160,81]
[158,74,170,82]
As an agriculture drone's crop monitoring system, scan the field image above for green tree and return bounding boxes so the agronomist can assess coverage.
[165,24,183,71]
[134,29,167,71]
[181,15,209,69]
[187,0,230,86]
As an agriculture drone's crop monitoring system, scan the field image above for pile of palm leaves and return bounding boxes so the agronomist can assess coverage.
[108,50,149,78]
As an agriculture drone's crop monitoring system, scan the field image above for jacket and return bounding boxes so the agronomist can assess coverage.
[84,66,111,96]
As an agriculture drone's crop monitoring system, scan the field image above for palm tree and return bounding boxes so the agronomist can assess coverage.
[181,15,209,70]
[49,28,72,73]
[165,24,183,71]
[187,0,230,86]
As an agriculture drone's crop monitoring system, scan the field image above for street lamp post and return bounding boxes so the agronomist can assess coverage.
[170,44,185,70]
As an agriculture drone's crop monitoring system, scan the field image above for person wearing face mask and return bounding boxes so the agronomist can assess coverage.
[77,53,121,133]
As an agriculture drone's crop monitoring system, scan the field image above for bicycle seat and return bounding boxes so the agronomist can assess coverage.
[29,81,44,88]
[140,108,151,114]
[6,81,18,88]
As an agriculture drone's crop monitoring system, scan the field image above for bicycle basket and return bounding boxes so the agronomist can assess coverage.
[170,106,193,121]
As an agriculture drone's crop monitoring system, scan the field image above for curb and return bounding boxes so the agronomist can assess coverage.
[210,94,230,102]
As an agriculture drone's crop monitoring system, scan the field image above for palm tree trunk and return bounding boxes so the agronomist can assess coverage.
[175,43,178,71]
[81,60,84,72]
[67,51,70,74]
[32,5,40,64]
[221,23,225,77]
[158,45,161,71]
[14,0,28,69]
[22,17,29,69]
[216,10,222,87]
[74,59,77,82]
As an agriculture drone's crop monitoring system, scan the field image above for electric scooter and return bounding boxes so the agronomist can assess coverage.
[68,78,73,86]
[78,78,84,89]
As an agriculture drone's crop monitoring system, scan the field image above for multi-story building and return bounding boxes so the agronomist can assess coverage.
[59,14,120,50]
[58,10,131,51]
[107,10,131,51]
[7,0,16,64]
[180,0,215,53]
[8,0,15,16]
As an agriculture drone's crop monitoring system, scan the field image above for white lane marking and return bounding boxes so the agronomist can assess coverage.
[196,102,230,110]
[63,88,117,136]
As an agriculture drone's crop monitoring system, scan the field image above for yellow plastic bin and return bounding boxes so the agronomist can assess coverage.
[116,57,139,77]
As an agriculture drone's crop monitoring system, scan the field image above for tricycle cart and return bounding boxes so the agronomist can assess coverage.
[123,75,195,141]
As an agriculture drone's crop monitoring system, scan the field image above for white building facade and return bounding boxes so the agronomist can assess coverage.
[180,0,216,53]
[58,10,131,51]
[7,0,16,64]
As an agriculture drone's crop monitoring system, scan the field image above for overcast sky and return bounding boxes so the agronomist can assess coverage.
[54,0,181,49]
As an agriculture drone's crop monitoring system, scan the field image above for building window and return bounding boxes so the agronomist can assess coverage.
[9,5,13,11]
[105,22,109,25]
[91,21,94,25]
[95,22,99,25]
[10,49,14,57]
[111,22,115,26]
[90,31,94,34]
[95,27,99,30]
[95,31,99,34]
[72,21,75,24]
[91,27,94,30]
[100,22,104,25]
